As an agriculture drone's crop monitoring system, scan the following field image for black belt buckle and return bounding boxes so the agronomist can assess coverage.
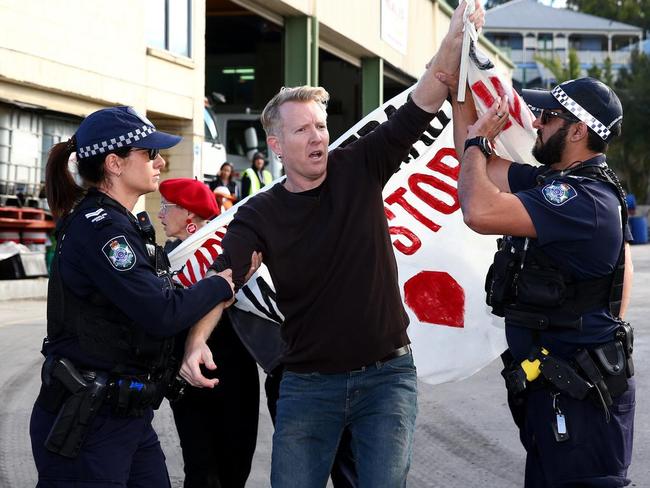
[350,345,411,373]
[379,344,411,364]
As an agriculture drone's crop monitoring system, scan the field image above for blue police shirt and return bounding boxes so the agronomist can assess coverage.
[45,189,232,369]
[505,155,624,361]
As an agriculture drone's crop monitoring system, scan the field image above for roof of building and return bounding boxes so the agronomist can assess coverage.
[484,0,642,32]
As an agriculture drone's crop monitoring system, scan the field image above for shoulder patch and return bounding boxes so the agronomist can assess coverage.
[102,235,136,271]
[84,207,112,228]
[542,181,577,206]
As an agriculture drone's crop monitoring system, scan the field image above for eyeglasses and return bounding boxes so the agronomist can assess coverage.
[529,106,578,125]
[159,202,178,214]
[130,148,160,160]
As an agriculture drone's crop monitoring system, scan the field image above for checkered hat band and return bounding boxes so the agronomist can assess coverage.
[551,86,610,140]
[77,125,155,159]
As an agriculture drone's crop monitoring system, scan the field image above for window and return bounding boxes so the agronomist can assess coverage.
[204,107,219,143]
[226,120,267,157]
[537,33,553,52]
[146,0,191,58]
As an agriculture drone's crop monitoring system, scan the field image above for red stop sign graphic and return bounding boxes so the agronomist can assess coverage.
[404,271,465,328]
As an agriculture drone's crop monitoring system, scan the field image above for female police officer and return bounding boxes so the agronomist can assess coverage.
[30,106,234,487]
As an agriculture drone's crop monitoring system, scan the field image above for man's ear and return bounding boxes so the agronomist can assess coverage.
[104,153,123,177]
[267,135,282,158]
[570,121,589,143]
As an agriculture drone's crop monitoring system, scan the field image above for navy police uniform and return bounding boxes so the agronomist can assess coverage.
[30,189,233,487]
[494,156,635,487]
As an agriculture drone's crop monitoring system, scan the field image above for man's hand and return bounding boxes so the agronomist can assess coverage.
[434,71,460,98]
[179,301,226,388]
[425,0,484,72]
[467,95,510,143]
[215,268,236,307]
[180,336,219,388]
[412,0,484,113]
[244,251,263,283]
[216,268,234,295]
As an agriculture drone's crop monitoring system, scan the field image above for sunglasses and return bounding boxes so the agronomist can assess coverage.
[529,106,578,125]
[130,148,160,160]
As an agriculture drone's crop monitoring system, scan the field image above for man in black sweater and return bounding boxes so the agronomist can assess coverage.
[181,2,484,486]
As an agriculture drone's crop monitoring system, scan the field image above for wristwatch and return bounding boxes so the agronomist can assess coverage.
[464,136,493,158]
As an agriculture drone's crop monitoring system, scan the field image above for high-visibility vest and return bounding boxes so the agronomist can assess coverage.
[243,168,273,195]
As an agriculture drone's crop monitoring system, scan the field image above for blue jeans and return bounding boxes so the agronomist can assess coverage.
[271,352,418,488]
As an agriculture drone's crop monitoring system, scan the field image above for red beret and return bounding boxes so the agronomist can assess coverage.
[159,178,220,219]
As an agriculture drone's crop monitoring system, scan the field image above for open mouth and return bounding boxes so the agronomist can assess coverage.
[309,150,323,160]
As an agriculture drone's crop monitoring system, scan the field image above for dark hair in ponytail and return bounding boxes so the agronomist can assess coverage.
[45,136,131,218]
[46,137,83,219]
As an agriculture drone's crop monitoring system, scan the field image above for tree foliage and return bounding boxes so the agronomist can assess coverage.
[485,0,511,9]
[587,61,602,79]
[566,0,650,31]
[602,51,650,202]
[534,49,582,83]
[587,57,614,84]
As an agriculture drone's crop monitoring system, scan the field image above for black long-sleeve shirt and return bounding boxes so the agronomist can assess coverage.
[216,98,434,373]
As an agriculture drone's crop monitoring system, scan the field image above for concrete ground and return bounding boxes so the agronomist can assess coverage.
[1,244,649,487]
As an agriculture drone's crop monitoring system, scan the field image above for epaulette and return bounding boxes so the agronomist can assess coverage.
[83,207,113,229]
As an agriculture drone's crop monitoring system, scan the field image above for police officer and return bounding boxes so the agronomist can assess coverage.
[241,151,272,197]
[30,106,235,487]
[440,75,635,486]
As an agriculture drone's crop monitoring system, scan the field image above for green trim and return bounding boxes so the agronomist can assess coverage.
[284,16,310,86]
[310,16,319,86]
[362,57,384,116]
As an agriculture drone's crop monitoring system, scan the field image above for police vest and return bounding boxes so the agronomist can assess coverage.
[485,162,628,332]
[243,167,272,195]
[47,193,175,373]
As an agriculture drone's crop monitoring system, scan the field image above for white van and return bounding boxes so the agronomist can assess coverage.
[204,105,282,182]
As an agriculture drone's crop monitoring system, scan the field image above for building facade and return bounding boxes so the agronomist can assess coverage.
[0,0,511,239]
[483,0,642,89]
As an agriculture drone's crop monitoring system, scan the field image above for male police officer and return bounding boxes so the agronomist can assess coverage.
[445,76,635,486]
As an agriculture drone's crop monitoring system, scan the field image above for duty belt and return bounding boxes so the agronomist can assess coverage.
[501,323,634,419]
[37,357,186,417]
[36,357,187,458]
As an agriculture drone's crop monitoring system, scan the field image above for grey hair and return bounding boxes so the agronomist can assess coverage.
[261,86,329,136]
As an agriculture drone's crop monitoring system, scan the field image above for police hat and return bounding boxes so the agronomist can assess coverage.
[159,178,220,220]
[75,106,182,159]
[522,77,623,142]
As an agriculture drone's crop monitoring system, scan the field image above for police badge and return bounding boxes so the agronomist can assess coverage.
[542,181,578,206]
[102,235,136,271]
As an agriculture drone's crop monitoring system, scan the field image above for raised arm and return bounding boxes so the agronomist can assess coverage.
[458,97,536,237]
[434,72,513,192]
[410,0,484,114]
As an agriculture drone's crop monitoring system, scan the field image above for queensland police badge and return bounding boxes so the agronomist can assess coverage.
[102,235,136,271]
[542,181,577,206]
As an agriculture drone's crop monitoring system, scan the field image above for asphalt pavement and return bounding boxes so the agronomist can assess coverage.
[1,244,649,487]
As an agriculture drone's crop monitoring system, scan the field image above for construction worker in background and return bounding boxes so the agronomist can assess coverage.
[241,151,272,197]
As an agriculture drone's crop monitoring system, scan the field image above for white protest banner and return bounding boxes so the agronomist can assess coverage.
[169,42,537,384]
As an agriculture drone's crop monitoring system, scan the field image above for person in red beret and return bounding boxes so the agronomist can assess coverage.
[159,178,220,251]
[158,177,261,487]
